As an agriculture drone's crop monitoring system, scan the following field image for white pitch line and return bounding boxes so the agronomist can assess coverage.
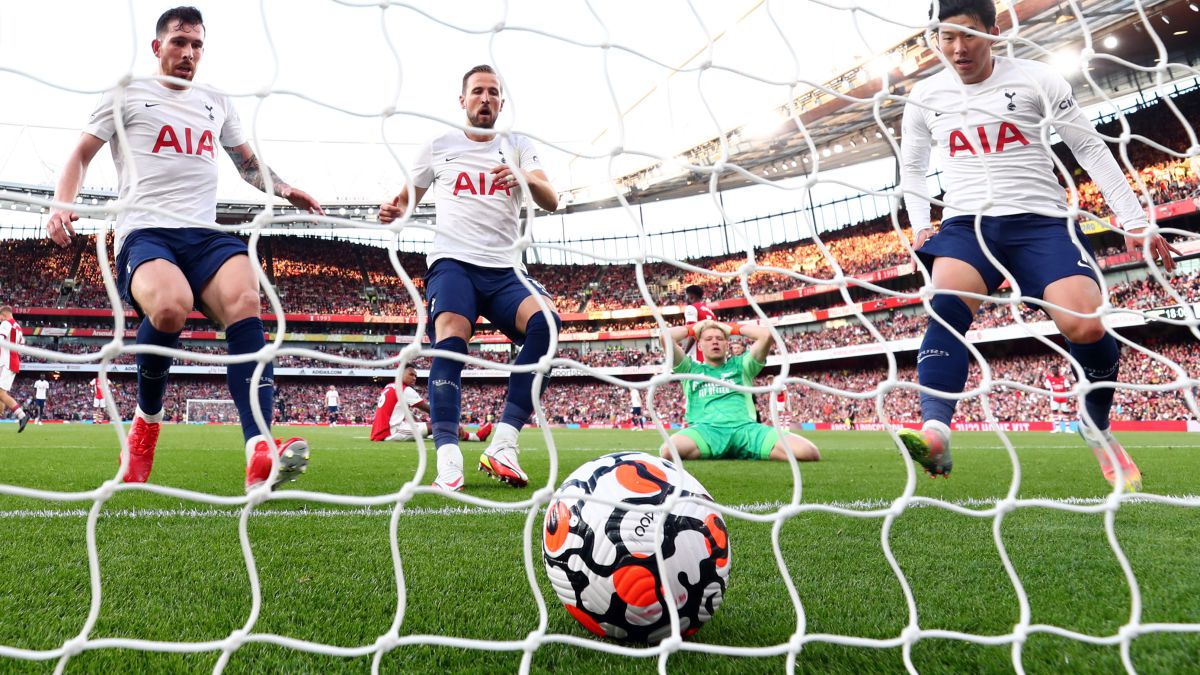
[2,495,1198,519]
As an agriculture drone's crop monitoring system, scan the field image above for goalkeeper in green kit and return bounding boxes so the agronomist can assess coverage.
[660,320,820,462]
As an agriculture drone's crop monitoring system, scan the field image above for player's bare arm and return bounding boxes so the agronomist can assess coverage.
[738,324,774,363]
[666,325,691,367]
[47,133,106,247]
[222,143,324,215]
[490,166,558,212]
[379,185,430,224]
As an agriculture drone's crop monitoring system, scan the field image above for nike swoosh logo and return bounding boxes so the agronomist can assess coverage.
[1076,259,1091,269]
[445,156,458,162]
[934,111,944,117]
[144,103,159,108]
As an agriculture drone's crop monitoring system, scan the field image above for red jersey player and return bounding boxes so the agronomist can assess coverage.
[371,366,493,445]
[1045,366,1072,434]
[0,305,29,432]
[90,376,108,424]
[682,285,716,363]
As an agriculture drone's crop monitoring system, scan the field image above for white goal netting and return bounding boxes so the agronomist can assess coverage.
[2,0,1199,673]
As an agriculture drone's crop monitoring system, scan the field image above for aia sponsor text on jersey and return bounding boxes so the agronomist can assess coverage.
[152,125,216,157]
[948,123,1030,157]
[452,172,512,197]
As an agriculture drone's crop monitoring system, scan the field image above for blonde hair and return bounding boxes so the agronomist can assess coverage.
[692,319,728,340]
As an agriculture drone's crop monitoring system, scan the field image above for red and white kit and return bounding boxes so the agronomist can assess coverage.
[371,382,427,442]
[0,317,23,391]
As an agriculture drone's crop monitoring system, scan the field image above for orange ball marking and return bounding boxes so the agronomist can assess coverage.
[613,564,659,608]
[544,501,572,554]
[566,604,606,637]
[615,461,667,494]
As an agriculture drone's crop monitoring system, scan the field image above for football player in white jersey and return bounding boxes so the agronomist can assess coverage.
[33,376,50,424]
[379,65,559,493]
[897,0,1176,492]
[45,7,324,491]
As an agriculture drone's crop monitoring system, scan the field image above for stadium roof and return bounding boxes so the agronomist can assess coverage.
[1,0,1196,225]
[561,0,1200,212]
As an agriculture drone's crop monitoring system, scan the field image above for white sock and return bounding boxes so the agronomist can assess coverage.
[495,422,520,444]
[436,443,464,477]
[135,406,165,425]
[465,432,480,442]
[922,419,951,440]
[14,408,26,419]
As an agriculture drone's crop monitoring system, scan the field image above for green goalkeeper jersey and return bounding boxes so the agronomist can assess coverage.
[673,353,764,426]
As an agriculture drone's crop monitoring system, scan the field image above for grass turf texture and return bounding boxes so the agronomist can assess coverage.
[1,425,1197,674]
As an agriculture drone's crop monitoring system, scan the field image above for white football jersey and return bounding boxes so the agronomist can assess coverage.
[325,389,339,407]
[630,388,642,407]
[412,131,543,269]
[83,79,246,249]
[900,56,1146,232]
[34,379,50,399]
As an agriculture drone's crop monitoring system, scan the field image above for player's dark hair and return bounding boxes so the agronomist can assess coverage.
[462,64,500,94]
[930,0,996,28]
[156,6,204,38]
[685,285,704,301]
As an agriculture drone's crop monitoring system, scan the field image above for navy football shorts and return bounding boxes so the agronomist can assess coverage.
[424,258,554,342]
[916,213,1100,299]
[116,227,249,317]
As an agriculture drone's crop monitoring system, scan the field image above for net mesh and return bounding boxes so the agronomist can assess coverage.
[2,0,1199,673]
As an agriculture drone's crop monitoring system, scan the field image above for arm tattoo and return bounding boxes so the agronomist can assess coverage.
[224,145,290,197]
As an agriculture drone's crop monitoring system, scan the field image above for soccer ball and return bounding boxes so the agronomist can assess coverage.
[542,452,730,643]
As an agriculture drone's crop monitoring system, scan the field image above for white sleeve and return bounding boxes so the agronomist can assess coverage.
[0,321,9,368]
[82,90,118,142]
[514,135,543,173]
[403,386,424,407]
[412,140,434,190]
[1047,73,1148,230]
[219,96,247,148]
[683,305,698,323]
[899,95,935,233]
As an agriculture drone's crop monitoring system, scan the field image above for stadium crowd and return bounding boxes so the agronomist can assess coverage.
[8,333,1195,426]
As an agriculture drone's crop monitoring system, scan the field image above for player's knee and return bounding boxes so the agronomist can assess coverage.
[223,289,262,323]
[147,302,190,333]
[1062,318,1106,345]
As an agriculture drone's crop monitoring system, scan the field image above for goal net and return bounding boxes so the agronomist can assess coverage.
[184,399,239,425]
[1,0,1199,672]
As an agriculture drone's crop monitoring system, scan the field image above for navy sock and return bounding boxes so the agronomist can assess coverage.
[501,313,560,430]
[430,337,468,448]
[917,295,974,426]
[1068,334,1120,431]
[136,318,181,416]
[225,317,273,442]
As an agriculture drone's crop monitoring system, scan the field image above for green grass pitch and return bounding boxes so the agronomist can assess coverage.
[1,425,1198,674]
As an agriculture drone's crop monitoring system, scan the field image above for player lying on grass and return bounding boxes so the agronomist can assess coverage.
[371,365,493,443]
[660,320,819,462]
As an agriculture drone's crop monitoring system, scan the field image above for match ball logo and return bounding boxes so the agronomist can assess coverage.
[543,452,730,643]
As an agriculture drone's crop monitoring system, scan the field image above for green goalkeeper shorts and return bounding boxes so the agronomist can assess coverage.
[678,422,779,460]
